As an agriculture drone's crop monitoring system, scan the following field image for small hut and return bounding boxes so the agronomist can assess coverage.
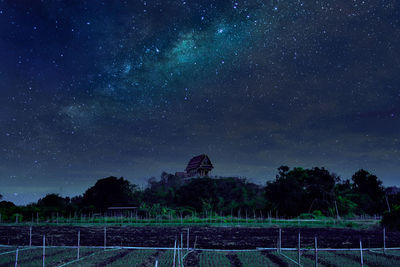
[185,154,214,177]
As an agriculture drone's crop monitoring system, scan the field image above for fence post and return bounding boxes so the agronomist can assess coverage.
[43,235,45,267]
[104,227,107,250]
[15,247,19,267]
[315,236,318,267]
[77,230,80,260]
[155,259,158,267]
[383,227,386,253]
[29,226,32,247]
[298,232,301,266]
[360,239,364,267]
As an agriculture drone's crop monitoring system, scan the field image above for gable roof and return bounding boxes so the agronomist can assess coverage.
[185,154,213,171]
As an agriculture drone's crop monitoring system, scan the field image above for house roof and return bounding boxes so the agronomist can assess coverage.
[185,154,213,171]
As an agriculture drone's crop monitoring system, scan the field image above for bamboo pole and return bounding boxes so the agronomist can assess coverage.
[104,227,107,250]
[177,244,181,267]
[77,230,80,260]
[181,233,183,265]
[42,235,45,267]
[278,229,282,254]
[360,239,364,267]
[173,240,177,267]
[29,226,32,247]
[334,201,340,220]
[15,248,18,267]
[384,227,386,253]
[315,236,318,267]
[187,228,189,252]
[298,232,301,265]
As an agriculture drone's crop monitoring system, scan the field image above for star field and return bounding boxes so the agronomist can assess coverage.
[0,0,400,204]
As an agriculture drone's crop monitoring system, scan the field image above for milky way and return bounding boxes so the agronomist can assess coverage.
[1,0,400,204]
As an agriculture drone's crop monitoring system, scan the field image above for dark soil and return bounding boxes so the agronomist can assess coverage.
[261,251,288,267]
[226,252,243,267]
[0,226,399,249]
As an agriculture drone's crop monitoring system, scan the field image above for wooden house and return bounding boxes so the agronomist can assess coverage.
[185,154,214,177]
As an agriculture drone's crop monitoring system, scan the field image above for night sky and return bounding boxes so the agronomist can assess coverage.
[1,1,400,205]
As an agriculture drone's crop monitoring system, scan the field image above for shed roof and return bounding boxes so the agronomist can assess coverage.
[185,154,213,171]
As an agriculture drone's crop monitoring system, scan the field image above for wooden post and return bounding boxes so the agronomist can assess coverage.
[298,232,301,266]
[360,239,364,267]
[56,212,59,225]
[37,212,39,224]
[383,227,386,253]
[315,236,318,267]
[104,227,107,250]
[155,259,158,267]
[15,247,19,267]
[29,226,32,247]
[77,230,80,260]
[15,214,18,224]
[194,236,197,250]
[42,235,45,267]
[173,240,177,267]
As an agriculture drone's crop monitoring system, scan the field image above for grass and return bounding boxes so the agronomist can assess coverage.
[1,216,378,229]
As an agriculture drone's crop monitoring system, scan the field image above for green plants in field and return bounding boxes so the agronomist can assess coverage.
[199,251,231,267]
[157,250,175,266]
[66,248,125,267]
[236,251,277,267]
[106,249,155,266]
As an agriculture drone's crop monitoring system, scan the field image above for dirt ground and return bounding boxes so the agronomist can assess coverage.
[0,225,398,249]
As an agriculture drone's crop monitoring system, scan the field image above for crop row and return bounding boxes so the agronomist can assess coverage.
[2,247,400,266]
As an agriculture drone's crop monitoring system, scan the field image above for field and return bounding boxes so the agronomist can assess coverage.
[1,246,400,266]
[1,225,399,248]
[1,225,400,266]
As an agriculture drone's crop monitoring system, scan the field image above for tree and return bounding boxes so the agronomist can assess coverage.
[265,166,338,217]
[81,176,140,212]
[351,169,385,215]
[37,194,69,217]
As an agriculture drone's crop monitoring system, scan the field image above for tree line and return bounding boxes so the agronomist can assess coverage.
[1,166,399,228]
